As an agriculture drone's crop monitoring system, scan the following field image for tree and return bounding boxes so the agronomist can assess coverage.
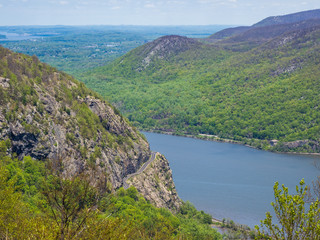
[41,163,103,240]
[256,179,320,240]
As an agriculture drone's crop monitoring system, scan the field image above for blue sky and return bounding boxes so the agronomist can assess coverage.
[0,0,319,26]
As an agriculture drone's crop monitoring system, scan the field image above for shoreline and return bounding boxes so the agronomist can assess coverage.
[141,129,320,156]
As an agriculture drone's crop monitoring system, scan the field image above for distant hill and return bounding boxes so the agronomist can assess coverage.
[208,8,320,42]
[218,18,320,49]
[82,9,320,153]
[137,35,202,61]
[253,8,320,27]
[202,26,250,42]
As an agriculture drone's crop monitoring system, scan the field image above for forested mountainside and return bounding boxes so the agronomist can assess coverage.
[81,10,320,153]
[253,8,320,27]
[0,46,222,239]
[208,8,320,42]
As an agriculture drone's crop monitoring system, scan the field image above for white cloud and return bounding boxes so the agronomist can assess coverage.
[59,1,69,5]
[0,4,2,7]
[112,6,121,9]
[145,3,155,8]
[166,0,186,5]
[197,0,237,4]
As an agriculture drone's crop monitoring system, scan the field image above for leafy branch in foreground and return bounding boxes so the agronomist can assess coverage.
[256,179,320,240]
[41,160,103,240]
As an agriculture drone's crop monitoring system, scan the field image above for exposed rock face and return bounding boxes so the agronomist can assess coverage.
[269,139,278,146]
[0,46,182,212]
[137,35,202,68]
[84,96,129,135]
[0,46,151,190]
[274,140,320,153]
[128,153,182,211]
[0,77,10,88]
[1,91,149,189]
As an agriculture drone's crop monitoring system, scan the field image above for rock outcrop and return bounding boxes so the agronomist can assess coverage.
[128,153,182,211]
[126,35,202,70]
[273,140,320,153]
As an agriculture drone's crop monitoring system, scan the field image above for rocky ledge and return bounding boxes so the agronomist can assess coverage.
[128,153,182,211]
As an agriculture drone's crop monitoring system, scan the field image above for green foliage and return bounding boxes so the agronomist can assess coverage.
[179,201,213,224]
[256,179,320,239]
[0,155,55,239]
[80,26,320,153]
[0,146,222,239]
[105,187,221,239]
[42,171,101,239]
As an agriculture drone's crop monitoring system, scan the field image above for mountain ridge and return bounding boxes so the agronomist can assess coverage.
[253,8,320,27]
[208,8,320,43]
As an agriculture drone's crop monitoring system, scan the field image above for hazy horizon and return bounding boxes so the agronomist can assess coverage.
[0,0,319,26]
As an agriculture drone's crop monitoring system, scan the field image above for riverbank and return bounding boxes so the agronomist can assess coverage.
[141,129,320,156]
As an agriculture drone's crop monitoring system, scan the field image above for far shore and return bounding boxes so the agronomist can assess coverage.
[141,129,320,156]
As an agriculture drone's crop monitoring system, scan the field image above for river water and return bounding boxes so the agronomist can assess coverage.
[0,32,41,41]
[143,132,320,227]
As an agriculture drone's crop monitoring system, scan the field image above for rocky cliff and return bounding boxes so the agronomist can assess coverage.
[127,153,182,211]
[0,45,181,209]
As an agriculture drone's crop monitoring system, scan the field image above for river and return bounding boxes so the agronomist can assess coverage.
[0,32,41,41]
[143,132,320,227]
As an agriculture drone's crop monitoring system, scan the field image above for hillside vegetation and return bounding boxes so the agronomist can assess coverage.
[81,10,320,153]
[0,46,222,239]
[0,143,221,239]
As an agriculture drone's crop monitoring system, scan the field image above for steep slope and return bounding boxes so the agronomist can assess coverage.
[128,153,181,211]
[0,46,181,209]
[0,46,149,188]
[81,11,320,153]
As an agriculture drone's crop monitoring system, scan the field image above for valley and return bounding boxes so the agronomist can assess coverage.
[0,25,228,76]
[80,10,320,154]
[1,7,320,239]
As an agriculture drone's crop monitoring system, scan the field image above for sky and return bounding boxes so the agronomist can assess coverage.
[0,0,320,26]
